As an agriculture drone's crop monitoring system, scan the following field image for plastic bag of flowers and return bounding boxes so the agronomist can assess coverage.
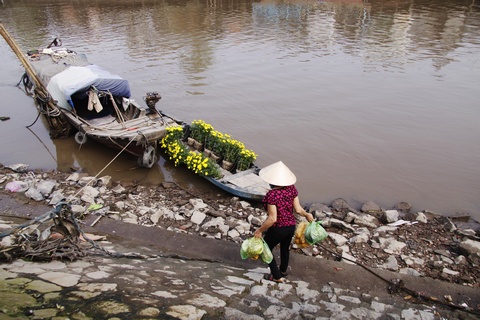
[305,221,328,245]
[294,221,310,248]
[240,237,264,261]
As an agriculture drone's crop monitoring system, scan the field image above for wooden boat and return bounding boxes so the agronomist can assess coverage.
[1,23,184,168]
[1,24,270,199]
[28,43,185,168]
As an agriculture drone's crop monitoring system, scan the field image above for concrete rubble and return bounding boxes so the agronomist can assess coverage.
[2,249,476,320]
[1,163,480,319]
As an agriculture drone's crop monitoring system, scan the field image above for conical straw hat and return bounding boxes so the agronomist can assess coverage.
[259,161,297,186]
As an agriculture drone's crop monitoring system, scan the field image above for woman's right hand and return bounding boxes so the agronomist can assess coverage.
[254,229,263,238]
[306,213,314,223]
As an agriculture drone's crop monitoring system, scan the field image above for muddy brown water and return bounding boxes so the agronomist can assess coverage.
[0,0,479,220]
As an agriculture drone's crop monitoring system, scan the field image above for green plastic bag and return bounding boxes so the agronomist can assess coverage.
[304,221,328,245]
[240,237,264,260]
[260,239,273,264]
[240,238,250,259]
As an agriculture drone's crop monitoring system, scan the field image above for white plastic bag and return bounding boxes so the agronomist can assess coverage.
[5,181,29,193]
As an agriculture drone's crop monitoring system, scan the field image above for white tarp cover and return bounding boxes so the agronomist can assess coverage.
[46,64,131,110]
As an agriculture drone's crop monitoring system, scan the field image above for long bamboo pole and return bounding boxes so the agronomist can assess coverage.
[0,21,72,138]
[0,22,47,93]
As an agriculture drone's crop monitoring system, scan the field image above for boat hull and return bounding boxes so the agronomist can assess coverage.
[204,166,270,201]
[62,109,179,158]
[204,176,265,201]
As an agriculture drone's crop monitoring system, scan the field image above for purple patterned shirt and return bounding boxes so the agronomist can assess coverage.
[262,185,298,227]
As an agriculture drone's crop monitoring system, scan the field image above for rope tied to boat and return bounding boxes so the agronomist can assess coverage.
[107,91,126,127]
[68,133,138,201]
[16,73,71,137]
[47,48,77,64]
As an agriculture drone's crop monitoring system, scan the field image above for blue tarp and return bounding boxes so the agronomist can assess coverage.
[46,64,131,110]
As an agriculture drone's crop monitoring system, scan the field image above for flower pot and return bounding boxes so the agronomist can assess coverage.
[221,160,234,171]
[210,152,221,162]
[203,148,212,157]
[187,137,195,146]
[193,140,203,151]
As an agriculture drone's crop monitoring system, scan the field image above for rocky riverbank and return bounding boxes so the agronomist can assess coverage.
[1,162,480,316]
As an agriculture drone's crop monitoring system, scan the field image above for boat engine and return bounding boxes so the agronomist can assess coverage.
[144,92,162,113]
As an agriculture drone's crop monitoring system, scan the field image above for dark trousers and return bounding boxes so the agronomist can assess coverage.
[264,225,295,279]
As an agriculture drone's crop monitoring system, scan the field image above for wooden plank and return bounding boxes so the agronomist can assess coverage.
[216,168,256,182]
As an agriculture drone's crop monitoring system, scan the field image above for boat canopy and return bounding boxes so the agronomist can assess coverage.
[46,64,131,111]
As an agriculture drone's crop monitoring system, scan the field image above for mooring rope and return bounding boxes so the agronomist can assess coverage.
[26,127,57,162]
[25,110,42,129]
[67,134,138,201]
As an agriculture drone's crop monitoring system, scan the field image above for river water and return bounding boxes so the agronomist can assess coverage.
[0,0,479,220]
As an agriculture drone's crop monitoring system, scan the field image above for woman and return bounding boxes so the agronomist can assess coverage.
[254,161,314,283]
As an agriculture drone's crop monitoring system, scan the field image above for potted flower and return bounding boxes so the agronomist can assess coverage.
[162,125,184,144]
[161,126,188,167]
[184,150,221,178]
[161,126,221,178]
[161,138,188,167]
[221,136,244,170]
[189,120,212,150]
[236,148,257,171]
[205,130,224,161]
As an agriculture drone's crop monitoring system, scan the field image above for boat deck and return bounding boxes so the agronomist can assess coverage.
[66,112,179,141]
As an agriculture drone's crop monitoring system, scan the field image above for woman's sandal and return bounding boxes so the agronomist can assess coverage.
[264,274,284,283]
